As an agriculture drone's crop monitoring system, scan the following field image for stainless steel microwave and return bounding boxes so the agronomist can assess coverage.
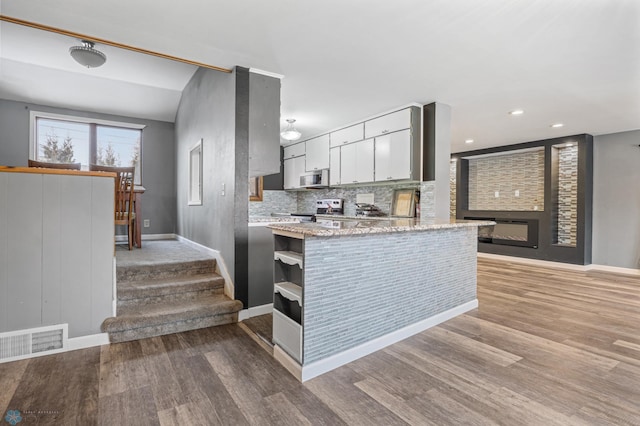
[300,169,329,188]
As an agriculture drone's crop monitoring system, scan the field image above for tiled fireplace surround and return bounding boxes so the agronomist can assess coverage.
[451,146,578,246]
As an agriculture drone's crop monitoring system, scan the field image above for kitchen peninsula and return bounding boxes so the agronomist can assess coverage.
[268,217,493,381]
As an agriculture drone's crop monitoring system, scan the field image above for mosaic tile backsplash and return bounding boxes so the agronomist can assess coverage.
[249,190,297,217]
[557,146,578,246]
[450,160,457,218]
[296,182,421,216]
[468,148,545,211]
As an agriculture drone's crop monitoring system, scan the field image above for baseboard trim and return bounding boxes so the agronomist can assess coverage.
[239,303,273,321]
[175,235,235,299]
[587,264,640,276]
[478,252,591,271]
[67,333,110,351]
[478,252,640,276]
[115,233,176,242]
[143,233,177,241]
[281,299,478,382]
[274,345,302,381]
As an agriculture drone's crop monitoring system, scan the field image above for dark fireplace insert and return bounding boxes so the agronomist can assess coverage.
[465,217,539,249]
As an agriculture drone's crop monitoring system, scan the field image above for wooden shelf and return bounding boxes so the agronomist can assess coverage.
[274,251,303,268]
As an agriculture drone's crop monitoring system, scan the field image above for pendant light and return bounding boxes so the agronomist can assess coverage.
[280,119,302,141]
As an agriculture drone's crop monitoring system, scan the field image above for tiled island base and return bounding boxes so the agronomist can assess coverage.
[269,219,490,382]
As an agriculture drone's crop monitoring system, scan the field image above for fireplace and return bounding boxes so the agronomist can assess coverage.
[466,217,539,248]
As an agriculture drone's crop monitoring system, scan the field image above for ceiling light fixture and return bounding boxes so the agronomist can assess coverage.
[509,109,524,115]
[69,40,107,68]
[465,139,474,144]
[550,123,564,128]
[280,119,302,141]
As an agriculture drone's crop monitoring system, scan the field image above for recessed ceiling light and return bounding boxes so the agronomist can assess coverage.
[566,143,574,147]
[509,109,524,116]
[551,123,564,128]
[465,139,474,144]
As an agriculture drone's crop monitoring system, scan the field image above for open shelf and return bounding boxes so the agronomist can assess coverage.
[274,250,303,269]
[275,282,302,306]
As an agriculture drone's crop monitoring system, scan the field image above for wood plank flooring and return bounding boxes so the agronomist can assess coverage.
[1,258,639,425]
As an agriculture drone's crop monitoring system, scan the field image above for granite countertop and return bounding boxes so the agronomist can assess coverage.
[315,214,391,220]
[249,216,300,224]
[268,218,496,237]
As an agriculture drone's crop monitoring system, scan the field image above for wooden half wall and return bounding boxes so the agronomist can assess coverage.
[0,167,114,337]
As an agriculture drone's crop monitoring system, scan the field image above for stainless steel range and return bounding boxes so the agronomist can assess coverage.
[315,199,344,215]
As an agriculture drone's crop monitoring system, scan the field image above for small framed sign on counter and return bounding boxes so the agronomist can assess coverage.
[391,188,416,217]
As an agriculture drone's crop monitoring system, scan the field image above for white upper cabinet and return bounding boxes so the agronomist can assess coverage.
[364,108,412,139]
[283,142,305,160]
[281,106,419,188]
[284,156,306,190]
[305,134,330,171]
[330,123,364,147]
[340,139,374,184]
[374,129,412,181]
[329,147,341,186]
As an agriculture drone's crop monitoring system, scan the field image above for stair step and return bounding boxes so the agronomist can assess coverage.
[117,274,225,302]
[102,294,243,343]
[116,258,216,283]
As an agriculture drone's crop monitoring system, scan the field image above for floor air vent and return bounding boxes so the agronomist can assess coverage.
[0,324,68,363]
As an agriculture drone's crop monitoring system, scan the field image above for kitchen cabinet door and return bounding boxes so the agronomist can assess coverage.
[364,108,412,139]
[329,147,341,185]
[330,123,364,147]
[305,134,330,171]
[284,156,306,189]
[374,129,412,181]
[283,142,305,160]
[340,139,374,184]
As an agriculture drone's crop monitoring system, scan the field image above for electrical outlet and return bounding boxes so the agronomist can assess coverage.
[494,191,500,198]
[143,219,150,228]
[221,183,225,196]
[515,190,520,197]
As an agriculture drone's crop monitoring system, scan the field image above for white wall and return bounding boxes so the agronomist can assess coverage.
[592,129,640,269]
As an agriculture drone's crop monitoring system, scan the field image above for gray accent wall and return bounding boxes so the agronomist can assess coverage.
[175,67,238,285]
[0,98,177,236]
[175,67,281,307]
[593,129,640,269]
[248,72,281,177]
[423,103,452,220]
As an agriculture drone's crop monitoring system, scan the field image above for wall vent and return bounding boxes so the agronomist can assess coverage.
[0,324,68,363]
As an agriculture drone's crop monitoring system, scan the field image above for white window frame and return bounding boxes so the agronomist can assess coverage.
[29,110,146,182]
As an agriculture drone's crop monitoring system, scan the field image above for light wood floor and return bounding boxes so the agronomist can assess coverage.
[1,258,639,425]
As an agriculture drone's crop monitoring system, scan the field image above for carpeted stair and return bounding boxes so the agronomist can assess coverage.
[101,257,243,343]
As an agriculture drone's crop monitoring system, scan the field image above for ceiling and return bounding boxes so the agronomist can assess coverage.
[1,0,638,153]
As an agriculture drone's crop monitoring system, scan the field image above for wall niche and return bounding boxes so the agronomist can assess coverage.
[454,134,593,265]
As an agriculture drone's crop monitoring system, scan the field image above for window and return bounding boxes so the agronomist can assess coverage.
[30,112,143,184]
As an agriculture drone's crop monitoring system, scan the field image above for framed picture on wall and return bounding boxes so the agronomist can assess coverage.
[249,176,263,201]
[188,139,203,206]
